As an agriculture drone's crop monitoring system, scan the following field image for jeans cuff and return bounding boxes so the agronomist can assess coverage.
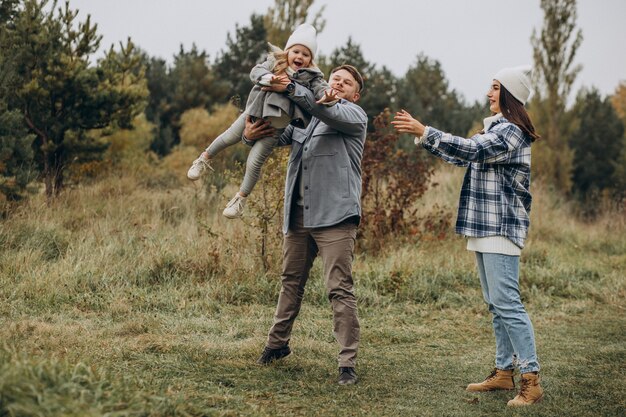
[519,366,540,374]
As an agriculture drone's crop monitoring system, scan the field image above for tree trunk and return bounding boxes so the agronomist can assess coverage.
[24,114,56,199]
[43,162,53,200]
[41,146,66,199]
[53,162,64,196]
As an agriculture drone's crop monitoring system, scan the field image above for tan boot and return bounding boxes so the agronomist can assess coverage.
[466,368,515,392]
[507,373,543,406]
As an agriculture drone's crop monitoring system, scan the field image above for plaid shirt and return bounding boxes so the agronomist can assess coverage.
[421,117,532,249]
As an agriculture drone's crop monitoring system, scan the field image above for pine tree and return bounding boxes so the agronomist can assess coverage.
[0,0,147,198]
[214,14,268,107]
[570,88,624,200]
[0,103,36,201]
[397,54,472,136]
[145,45,228,156]
[170,45,227,114]
[0,0,20,25]
[144,55,176,156]
[0,0,34,200]
[610,82,626,197]
[321,37,373,77]
[531,0,583,193]
[611,82,626,122]
[319,38,398,129]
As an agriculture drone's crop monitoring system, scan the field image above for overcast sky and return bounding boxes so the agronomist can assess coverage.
[69,0,625,104]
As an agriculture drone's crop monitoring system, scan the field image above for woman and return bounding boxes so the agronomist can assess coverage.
[391,66,543,407]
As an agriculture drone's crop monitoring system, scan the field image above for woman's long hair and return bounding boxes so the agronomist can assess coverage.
[499,85,541,142]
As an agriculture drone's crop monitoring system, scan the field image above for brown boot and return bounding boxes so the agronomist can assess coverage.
[507,373,543,406]
[466,368,515,392]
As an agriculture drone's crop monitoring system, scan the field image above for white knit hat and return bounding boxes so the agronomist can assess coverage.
[494,66,533,105]
[284,23,317,59]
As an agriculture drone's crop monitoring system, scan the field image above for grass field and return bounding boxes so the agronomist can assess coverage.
[1,165,624,416]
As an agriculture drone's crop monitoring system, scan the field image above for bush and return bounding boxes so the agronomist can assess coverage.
[179,104,249,195]
[360,110,434,252]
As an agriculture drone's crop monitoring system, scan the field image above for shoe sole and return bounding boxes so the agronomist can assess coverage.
[338,379,358,385]
[187,170,202,181]
[257,350,291,365]
[466,387,515,392]
[223,212,242,219]
[507,394,543,406]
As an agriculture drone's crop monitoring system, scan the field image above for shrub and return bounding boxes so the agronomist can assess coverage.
[179,104,248,194]
[242,148,289,273]
[360,110,434,252]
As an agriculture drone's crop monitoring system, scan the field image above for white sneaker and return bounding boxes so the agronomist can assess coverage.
[223,194,247,219]
[187,155,213,181]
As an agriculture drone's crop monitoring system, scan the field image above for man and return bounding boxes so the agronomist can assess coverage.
[243,65,367,385]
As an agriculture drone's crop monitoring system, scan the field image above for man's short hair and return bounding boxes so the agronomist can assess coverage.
[330,64,364,93]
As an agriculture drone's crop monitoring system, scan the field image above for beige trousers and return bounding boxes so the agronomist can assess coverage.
[266,206,360,367]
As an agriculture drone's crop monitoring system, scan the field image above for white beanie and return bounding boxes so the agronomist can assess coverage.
[494,65,533,105]
[284,23,317,59]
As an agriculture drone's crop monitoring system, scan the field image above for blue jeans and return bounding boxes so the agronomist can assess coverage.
[475,252,540,374]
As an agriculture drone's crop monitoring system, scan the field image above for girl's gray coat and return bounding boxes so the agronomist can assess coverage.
[245,51,329,129]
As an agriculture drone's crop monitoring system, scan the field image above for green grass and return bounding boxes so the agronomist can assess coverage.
[1,303,624,416]
[1,167,625,416]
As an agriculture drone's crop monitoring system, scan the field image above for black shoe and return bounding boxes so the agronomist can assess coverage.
[338,367,358,385]
[256,344,291,365]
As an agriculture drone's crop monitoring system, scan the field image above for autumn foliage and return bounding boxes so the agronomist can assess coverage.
[360,109,434,252]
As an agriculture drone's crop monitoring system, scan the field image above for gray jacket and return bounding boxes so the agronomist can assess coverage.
[278,83,368,234]
[246,55,329,129]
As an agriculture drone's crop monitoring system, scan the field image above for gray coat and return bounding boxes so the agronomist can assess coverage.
[246,55,329,129]
[277,83,368,233]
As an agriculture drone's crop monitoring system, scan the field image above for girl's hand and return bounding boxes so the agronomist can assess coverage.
[261,74,290,92]
[391,109,426,137]
[316,88,338,104]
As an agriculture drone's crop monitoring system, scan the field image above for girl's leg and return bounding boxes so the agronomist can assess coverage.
[480,252,540,374]
[475,252,516,371]
[205,113,247,158]
[239,128,284,196]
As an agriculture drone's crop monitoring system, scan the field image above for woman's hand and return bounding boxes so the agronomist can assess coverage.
[244,116,275,141]
[391,109,426,137]
[261,74,290,92]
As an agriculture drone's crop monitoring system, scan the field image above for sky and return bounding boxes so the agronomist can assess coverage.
[68,0,626,105]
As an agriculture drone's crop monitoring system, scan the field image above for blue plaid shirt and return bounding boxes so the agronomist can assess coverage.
[421,117,532,249]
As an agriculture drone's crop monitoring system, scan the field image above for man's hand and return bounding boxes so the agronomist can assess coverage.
[261,74,290,92]
[244,116,275,141]
[316,88,339,105]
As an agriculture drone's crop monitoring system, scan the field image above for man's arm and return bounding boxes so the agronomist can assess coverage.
[242,116,293,147]
[288,83,366,136]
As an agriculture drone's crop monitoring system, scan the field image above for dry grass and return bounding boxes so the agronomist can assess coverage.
[0,161,624,416]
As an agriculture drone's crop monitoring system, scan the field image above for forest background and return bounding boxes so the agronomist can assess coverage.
[0,0,624,415]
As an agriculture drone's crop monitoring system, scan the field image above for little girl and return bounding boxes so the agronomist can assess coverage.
[187,23,335,218]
